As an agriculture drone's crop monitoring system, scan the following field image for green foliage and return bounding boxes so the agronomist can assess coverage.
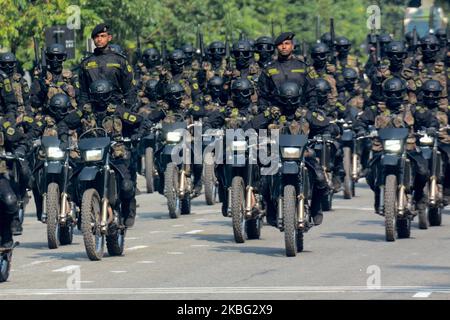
[0,0,447,70]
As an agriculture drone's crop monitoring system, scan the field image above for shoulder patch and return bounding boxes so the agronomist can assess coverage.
[6,127,15,136]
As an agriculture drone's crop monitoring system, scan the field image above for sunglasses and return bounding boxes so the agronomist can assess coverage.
[143,54,160,61]
[312,53,328,60]
[232,88,252,97]
[421,44,438,51]
[387,52,407,60]
[209,48,225,55]
[279,96,301,105]
[232,51,253,59]
[423,91,441,98]
[46,53,66,62]
[337,45,351,51]
[0,62,15,68]
[384,91,404,99]
[255,44,274,52]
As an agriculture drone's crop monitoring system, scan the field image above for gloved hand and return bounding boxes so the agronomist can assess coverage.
[426,127,437,136]
[131,133,142,143]
[14,146,26,158]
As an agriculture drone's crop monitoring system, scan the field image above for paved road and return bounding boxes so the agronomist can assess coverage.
[1,177,450,300]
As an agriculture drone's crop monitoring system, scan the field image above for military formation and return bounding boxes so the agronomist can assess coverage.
[1,20,450,280]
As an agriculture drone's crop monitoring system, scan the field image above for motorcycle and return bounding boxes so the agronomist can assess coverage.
[77,128,127,261]
[136,122,161,194]
[156,119,193,218]
[0,242,19,283]
[310,133,336,211]
[275,133,311,257]
[416,128,446,228]
[375,128,414,241]
[225,131,266,243]
[202,128,223,205]
[40,136,78,249]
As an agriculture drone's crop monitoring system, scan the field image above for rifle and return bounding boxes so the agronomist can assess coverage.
[161,39,168,66]
[33,37,41,74]
[302,41,308,64]
[411,27,419,70]
[136,33,142,63]
[329,18,336,66]
[316,16,321,43]
[196,25,205,64]
[429,5,435,34]
[271,20,275,39]
[41,47,47,79]
[225,34,232,70]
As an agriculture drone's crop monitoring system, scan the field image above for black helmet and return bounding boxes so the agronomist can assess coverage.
[232,40,253,59]
[320,32,332,47]
[255,36,275,53]
[231,78,254,106]
[207,76,224,97]
[164,82,185,105]
[434,28,447,45]
[310,43,330,62]
[142,48,161,68]
[207,41,226,60]
[342,67,358,82]
[45,44,67,73]
[378,33,393,44]
[292,38,301,55]
[385,41,407,62]
[315,78,332,101]
[144,79,159,101]
[168,49,186,67]
[335,36,351,54]
[405,31,414,43]
[422,79,443,100]
[109,44,126,56]
[181,43,195,63]
[0,52,17,76]
[383,77,406,106]
[47,93,71,120]
[420,34,440,57]
[89,79,114,106]
[278,81,302,110]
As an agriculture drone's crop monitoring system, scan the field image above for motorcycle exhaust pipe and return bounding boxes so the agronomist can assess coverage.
[430,176,437,205]
[179,170,186,197]
[42,193,48,223]
[352,154,358,180]
[245,186,253,218]
[297,194,305,229]
[278,198,283,230]
[60,192,68,224]
[398,185,405,216]
[101,198,109,232]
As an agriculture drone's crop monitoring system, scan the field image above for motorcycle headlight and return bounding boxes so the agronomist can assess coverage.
[419,135,434,146]
[84,149,103,162]
[231,140,247,151]
[166,131,182,143]
[281,147,301,159]
[47,147,64,160]
[384,140,402,153]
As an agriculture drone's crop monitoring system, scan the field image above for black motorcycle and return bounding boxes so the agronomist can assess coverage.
[375,128,414,241]
[137,122,161,194]
[417,128,446,228]
[77,128,127,261]
[202,128,223,205]
[37,136,79,249]
[310,133,336,211]
[225,131,265,243]
[156,120,193,218]
[275,133,311,257]
[0,242,19,283]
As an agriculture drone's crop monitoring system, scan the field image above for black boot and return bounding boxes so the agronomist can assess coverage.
[122,198,137,228]
[0,216,14,249]
[10,215,22,236]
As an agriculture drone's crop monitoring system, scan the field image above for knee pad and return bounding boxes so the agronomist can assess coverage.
[120,179,135,200]
[3,193,18,215]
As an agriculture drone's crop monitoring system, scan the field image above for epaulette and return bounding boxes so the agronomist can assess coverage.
[110,50,127,60]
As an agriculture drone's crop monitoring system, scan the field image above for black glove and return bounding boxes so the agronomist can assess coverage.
[426,127,437,136]
[131,133,142,143]
[14,146,26,158]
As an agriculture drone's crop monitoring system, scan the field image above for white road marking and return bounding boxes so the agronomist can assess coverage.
[333,206,374,211]
[167,252,184,255]
[126,245,148,251]
[190,244,210,248]
[31,260,53,266]
[126,237,140,240]
[185,230,204,234]
[413,292,432,298]
[0,286,446,296]
[137,261,155,264]
[149,230,166,234]
[172,224,184,227]
[52,265,80,273]
[110,271,127,274]
[193,218,209,222]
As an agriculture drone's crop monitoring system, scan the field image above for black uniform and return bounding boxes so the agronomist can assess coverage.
[257,56,314,107]
[79,46,137,110]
